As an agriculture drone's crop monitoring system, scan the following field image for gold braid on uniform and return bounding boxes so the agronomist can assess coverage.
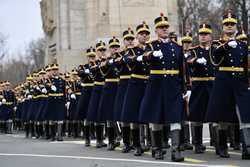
[145,43,154,57]
[126,48,136,71]
[187,49,198,64]
[209,44,224,66]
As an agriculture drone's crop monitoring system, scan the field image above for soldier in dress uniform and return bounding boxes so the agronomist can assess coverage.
[65,72,72,137]
[163,31,179,151]
[1,81,16,134]
[186,24,217,153]
[66,69,81,138]
[64,72,71,137]
[13,85,21,131]
[43,65,53,139]
[113,27,135,153]
[37,69,48,138]
[47,63,66,141]
[139,13,186,162]
[86,41,107,148]
[206,11,250,159]
[121,21,151,156]
[76,47,95,146]
[33,70,47,139]
[179,31,194,151]
[29,72,39,138]
[226,29,249,150]
[22,75,33,138]
[37,68,49,139]
[97,37,121,151]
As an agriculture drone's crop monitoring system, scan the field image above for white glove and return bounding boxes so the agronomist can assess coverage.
[2,98,6,103]
[14,107,17,111]
[196,57,207,65]
[108,59,114,64]
[41,88,47,94]
[51,85,57,92]
[184,53,189,58]
[228,40,237,48]
[84,69,90,74]
[36,86,40,91]
[136,55,143,62]
[153,50,163,58]
[183,90,191,101]
[27,95,32,99]
[248,87,250,90]
[0,102,2,106]
[66,101,70,110]
[70,94,76,100]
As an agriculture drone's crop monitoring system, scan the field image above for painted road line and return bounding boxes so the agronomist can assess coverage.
[0,153,219,167]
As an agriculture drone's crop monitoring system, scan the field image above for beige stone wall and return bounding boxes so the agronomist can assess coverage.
[41,0,179,72]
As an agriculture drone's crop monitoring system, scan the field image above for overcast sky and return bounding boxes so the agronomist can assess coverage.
[0,0,43,57]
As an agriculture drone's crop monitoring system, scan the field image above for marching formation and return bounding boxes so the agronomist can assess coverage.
[1,11,250,162]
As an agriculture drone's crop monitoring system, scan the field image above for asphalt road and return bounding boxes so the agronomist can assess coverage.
[0,126,249,167]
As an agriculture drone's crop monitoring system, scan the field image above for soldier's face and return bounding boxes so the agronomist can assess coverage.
[52,69,59,75]
[6,84,10,90]
[156,26,169,39]
[88,56,95,63]
[42,74,46,79]
[137,32,150,44]
[182,42,192,50]
[97,49,106,59]
[199,33,211,44]
[124,38,134,48]
[109,46,120,54]
[223,22,237,35]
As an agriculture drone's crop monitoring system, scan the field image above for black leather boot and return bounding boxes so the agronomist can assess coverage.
[73,122,79,138]
[233,124,240,150]
[25,123,30,138]
[57,123,63,141]
[171,130,184,162]
[84,125,90,146]
[30,122,35,138]
[218,129,230,158]
[96,125,107,148]
[107,127,119,151]
[68,122,72,137]
[45,123,50,139]
[194,125,205,154]
[121,126,131,153]
[50,124,56,141]
[153,130,164,160]
[132,128,143,156]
